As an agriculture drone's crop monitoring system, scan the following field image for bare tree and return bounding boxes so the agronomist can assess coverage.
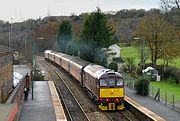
[160,0,180,11]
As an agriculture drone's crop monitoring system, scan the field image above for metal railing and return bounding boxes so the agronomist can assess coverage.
[122,73,137,89]
[6,73,31,121]
[122,73,180,112]
[149,85,180,112]
[6,76,25,103]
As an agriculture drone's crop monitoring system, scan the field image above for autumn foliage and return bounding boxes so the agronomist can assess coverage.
[135,12,180,68]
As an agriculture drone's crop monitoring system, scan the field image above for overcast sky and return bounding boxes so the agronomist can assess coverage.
[0,0,160,22]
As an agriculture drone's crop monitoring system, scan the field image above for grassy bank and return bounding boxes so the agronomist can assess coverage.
[120,46,180,68]
[150,81,180,103]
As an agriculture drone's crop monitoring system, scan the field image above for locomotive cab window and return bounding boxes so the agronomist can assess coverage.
[100,79,107,87]
[100,78,122,87]
[116,79,123,86]
[108,78,116,87]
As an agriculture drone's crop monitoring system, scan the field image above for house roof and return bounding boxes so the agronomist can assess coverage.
[109,44,121,50]
[142,66,158,73]
[0,44,14,53]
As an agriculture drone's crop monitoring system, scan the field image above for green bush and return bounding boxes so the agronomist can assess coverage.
[163,67,180,84]
[33,70,44,81]
[135,78,149,96]
[108,61,118,71]
[130,70,138,78]
[174,69,180,84]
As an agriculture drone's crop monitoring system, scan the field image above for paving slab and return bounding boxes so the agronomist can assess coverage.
[18,81,56,121]
[125,87,180,121]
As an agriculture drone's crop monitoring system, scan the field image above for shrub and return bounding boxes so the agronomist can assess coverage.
[108,61,118,71]
[130,70,138,78]
[163,67,180,84]
[174,69,180,84]
[136,66,142,76]
[163,68,173,79]
[33,70,44,81]
[135,78,149,96]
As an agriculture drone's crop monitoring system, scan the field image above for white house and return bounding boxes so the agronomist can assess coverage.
[108,44,121,57]
[104,44,124,72]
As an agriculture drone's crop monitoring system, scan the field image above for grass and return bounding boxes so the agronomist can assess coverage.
[120,45,180,68]
[121,46,140,64]
[120,44,180,105]
[150,81,180,104]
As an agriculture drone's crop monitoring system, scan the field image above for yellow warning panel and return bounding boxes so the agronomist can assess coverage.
[100,88,124,98]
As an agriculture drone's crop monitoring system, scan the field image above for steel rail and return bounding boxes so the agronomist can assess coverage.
[37,59,90,121]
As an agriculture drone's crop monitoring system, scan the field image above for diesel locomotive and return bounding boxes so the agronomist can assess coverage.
[44,50,124,110]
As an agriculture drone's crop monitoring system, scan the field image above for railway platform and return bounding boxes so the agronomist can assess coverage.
[0,104,18,121]
[125,86,180,121]
[18,81,66,121]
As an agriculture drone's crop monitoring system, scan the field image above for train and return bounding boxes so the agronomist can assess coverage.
[44,50,125,110]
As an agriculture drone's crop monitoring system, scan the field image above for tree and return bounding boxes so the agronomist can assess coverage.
[66,38,79,56]
[80,8,115,65]
[161,33,180,68]
[108,61,118,71]
[160,0,180,11]
[135,78,149,96]
[135,12,179,68]
[125,57,135,73]
[33,22,59,52]
[160,0,180,29]
[57,20,72,53]
[81,8,115,48]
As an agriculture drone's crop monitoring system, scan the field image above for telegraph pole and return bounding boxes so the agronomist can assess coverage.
[24,39,26,57]
[8,28,10,47]
[10,18,13,48]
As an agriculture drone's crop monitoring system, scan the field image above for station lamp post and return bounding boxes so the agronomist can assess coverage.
[31,39,35,100]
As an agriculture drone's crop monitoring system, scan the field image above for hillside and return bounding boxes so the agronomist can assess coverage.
[0,8,179,57]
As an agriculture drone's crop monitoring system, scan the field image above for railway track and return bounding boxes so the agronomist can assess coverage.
[38,59,90,121]
[37,57,139,121]
[104,110,137,121]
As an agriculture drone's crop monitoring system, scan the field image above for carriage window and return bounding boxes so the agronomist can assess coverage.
[117,79,123,86]
[100,79,107,87]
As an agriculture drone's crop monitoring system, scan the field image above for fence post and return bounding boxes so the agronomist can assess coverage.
[158,88,160,102]
[152,86,154,97]
[173,94,174,109]
[132,80,134,89]
[126,76,128,87]
[165,92,167,105]
[154,87,160,101]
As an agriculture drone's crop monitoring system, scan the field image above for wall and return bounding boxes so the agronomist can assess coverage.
[0,52,13,103]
